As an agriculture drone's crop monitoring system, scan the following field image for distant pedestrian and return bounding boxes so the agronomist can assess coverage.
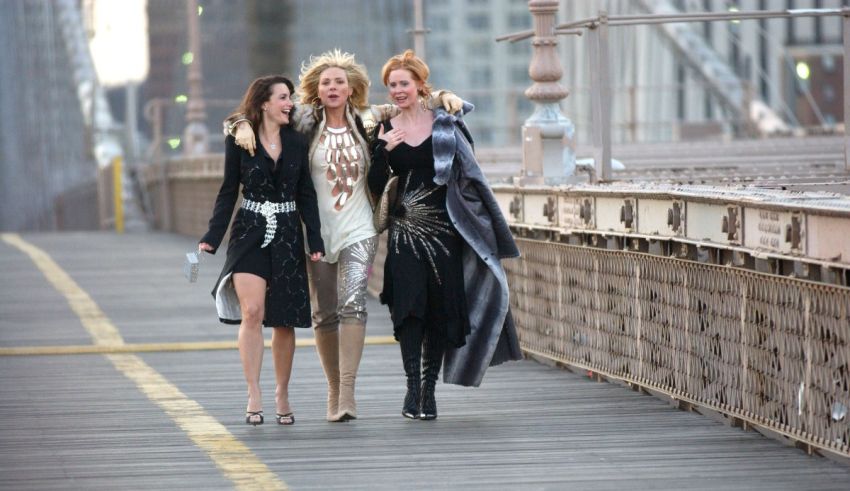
[199,75,324,426]
[368,50,522,420]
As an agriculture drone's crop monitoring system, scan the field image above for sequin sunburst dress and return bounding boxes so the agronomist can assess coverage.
[369,120,470,348]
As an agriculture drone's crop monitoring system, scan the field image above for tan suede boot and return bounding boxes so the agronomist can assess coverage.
[335,320,366,421]
[314,327,340,421]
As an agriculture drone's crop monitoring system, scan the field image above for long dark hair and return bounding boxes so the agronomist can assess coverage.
[230,75,296,135]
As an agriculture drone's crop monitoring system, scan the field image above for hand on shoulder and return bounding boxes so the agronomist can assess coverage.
[377,122,406,152]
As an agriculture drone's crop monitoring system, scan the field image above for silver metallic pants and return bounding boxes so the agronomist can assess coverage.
[308,236,378,329]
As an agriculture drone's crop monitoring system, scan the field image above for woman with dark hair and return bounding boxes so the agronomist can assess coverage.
[369,51,522,420]
[199,75,324,426]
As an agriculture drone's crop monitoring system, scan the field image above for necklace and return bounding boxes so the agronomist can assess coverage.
[260,126,280,151]
[322,125,360,210]
[261,134,279,150]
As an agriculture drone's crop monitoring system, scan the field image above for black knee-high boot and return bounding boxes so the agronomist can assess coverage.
[420,328,443,420]
[398,318,424,419]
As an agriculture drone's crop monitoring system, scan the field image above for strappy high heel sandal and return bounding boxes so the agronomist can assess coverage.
[275,413,295,425]
[245,411,264,426]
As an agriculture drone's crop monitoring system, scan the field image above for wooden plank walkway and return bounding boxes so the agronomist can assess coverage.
[1,231,848,490]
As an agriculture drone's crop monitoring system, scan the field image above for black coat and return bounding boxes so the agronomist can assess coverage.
[201,127,324,327]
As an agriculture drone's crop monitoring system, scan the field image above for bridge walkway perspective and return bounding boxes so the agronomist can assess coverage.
[1,231,848,490]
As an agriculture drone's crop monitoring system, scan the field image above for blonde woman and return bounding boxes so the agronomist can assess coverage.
[227,49,462,422]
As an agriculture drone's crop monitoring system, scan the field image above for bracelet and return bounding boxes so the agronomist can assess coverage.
[227,117,250,136]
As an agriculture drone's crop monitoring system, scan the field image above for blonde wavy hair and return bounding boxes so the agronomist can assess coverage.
[298,49,370,110]
[380,49,432,98]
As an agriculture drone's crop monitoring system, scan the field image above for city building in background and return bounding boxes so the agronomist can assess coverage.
[143,0,410,156]
[143,0,253,155]
[0,0,846,231]
[142,0,846,151]
[424,0,534,145]
[558,0,846,144]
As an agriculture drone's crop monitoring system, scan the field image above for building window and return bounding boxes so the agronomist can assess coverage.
[430,15,449,31]
[430,40,452,58]
[468,39,492,57]
[823,84,835,102]
[822,55,836,73]
[517,97,533,114]
[509,41,529,56]
[470,67,492,85]
[469,95,493,112]
[475,127,493,144]
[467,14,490,29]
[511,65,529,84]
[429,72,446,89]
[509,13,530,29]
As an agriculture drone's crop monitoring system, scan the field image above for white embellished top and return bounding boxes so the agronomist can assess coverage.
[312,124,377,262]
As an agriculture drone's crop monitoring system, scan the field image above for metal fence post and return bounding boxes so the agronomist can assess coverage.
[587,23,601,182]
[112,156,124,233]
[587,12,612,182]
[841,7,850,173]
[411,0,427,59]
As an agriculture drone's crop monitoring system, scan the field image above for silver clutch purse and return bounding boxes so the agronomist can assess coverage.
[372,173,398,234]
[183,251,203,283]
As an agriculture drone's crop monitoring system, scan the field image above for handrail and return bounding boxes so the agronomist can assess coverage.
[501,8,845,41]
[560,8,844,29]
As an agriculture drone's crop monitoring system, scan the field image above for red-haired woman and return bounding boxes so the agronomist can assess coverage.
[369,51,522,420]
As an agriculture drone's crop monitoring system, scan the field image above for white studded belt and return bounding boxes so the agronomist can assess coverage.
[241,199,297,248]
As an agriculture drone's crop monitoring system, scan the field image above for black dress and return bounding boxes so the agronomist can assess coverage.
[201,129,324,328]
[369,121,469,348]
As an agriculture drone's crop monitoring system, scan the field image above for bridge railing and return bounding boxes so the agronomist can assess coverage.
[138,154,223,236]
[492,182,850,461]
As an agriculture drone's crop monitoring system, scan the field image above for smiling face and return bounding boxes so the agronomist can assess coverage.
[386,68,421,110]
[317,67,351,109]
[261,83,294,127]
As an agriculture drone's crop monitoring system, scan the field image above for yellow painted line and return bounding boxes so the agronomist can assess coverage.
[366,335,397,345]
[0,336,399,356]
[1,233,288,490]
[2,233,124,346]
[108,354,287,491]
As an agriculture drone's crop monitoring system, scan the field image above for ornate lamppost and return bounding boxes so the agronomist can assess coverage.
[522,0,575,184]
[183,0,208,155]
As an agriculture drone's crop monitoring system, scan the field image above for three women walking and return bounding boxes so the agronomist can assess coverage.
[206,48,521,424]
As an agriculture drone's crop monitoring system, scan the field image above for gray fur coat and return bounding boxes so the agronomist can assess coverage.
[433,105,523,387]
